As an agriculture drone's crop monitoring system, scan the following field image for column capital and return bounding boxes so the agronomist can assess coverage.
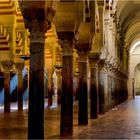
[55,68,62,77]
[20,9,50,44]
[21,7,51,32]
[30,29,46,44]
[19,1,57,30]
[77,51,88,63]
[98,59,106,72]
[59,39,75,56]
[76,43,90,63]
[88,52,99,67]
[58,31,76,56]
[1,61,13,72]
[15,62,24,71]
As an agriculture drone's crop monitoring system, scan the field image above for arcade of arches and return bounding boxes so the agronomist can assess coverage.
[1,0,140,139]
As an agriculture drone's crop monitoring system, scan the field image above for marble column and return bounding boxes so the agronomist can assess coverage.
[76,45,89,125]
[107,65,113,109]
[98,59,106,114]
[114,72,119,106]
[117,78,120,104]
[16,63,24,110]
[88,52,99,119]
[105,65,110,111]
[47,71,53,106]
[55,68,62,105]
[19,2,55,138]
[73,72,79,100]
[28,27,46,139]
[1,61,13,112]
[111,74,115,108]
[108,75,112,109]
[60,39,74,136]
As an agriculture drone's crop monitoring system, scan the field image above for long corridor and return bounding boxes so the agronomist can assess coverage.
[72,97,140,140]
[0,97,140,139]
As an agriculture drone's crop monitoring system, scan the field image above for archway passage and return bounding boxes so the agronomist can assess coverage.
[129,40,140,98]
[134,63,140,96]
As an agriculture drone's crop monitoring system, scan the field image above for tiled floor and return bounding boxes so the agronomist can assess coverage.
[0,96,140,139]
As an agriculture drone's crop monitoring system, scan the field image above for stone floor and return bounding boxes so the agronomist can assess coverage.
[0,96,140,139]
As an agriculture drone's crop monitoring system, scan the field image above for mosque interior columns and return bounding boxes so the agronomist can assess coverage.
[15,62,24,110]
[76,44,89,125]
[1,61,13,113]
[88,52,99,119]
[0,0,140,139]
[19,1,56,139]
[59,36,75,136]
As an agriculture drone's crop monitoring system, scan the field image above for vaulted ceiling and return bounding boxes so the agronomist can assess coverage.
[116,0,140,49]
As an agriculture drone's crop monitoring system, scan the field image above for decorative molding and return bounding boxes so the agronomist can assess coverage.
[55,68,62,77]
[19,1,58,32]
[76,44,89,63]
[15,62,24,71]
[98,59,106,72]
[30,30,45,44]
[1,61,13,72]
[59,39,74,56]
[88,52,99,68]
[78,52,88,63]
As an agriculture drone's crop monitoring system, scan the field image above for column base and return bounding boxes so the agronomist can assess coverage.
[128,95,134,100]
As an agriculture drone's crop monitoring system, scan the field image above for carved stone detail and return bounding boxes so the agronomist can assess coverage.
[78,52,88,63]
[1,61,13,72]
[98,59,106,72]
[55,68,62,77]
[88,52,99,68]
[76,44,89,63]
[60,39,74,56]
[15,63,24,71]
[30,30,46,44]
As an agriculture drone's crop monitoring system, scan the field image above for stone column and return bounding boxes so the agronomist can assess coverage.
[47,70,53,106]
[59,38,74,136]
[28,25,46,139]
[19,2,56,138]
[88,52,99,119]
[1,61,13,112]
[98,59,106,114]
[114,71,119,106]
[16,62,24,110]
[74,71,79,100]
[55,68,62,105]
[76,45,89,125]
[111,71,115,108]
[108,74,112,109]
[107,65,113,109]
